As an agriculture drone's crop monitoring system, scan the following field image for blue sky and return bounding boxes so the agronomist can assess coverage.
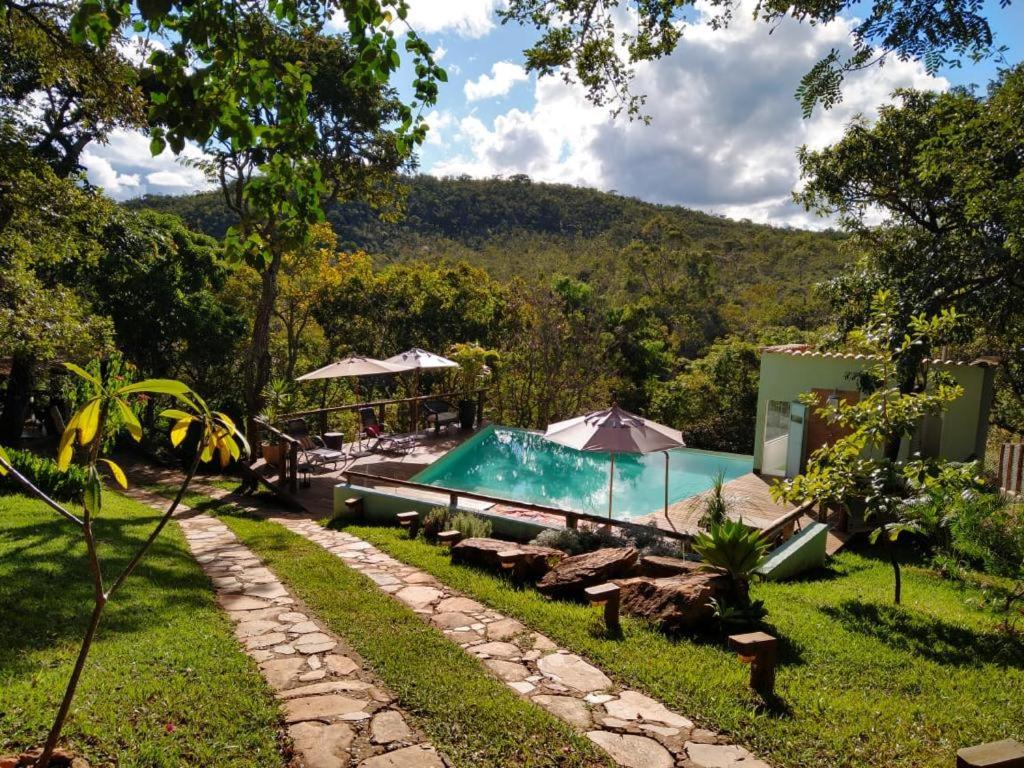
[85,0,1024,228]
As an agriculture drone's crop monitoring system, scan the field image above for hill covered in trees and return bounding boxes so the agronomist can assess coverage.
[130,175,846,332]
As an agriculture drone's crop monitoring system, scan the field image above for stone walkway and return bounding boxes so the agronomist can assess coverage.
[272,515,771,768]
[124,489,444,768]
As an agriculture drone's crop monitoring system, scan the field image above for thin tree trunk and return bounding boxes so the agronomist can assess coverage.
[36,597,106,768]
[0,352,35,445]
[244,250,283,449]
[891,553,902,605]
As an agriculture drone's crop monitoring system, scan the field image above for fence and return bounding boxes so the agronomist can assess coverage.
[997,443,1024,494]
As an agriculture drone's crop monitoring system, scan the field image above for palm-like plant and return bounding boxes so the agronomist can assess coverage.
[692,519,770,600]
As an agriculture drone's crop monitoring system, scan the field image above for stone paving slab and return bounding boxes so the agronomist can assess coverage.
[272,515,772,768]
[123,489,443,768]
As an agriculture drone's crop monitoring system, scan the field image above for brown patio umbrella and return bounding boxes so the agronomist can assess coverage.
[544,405,685,518]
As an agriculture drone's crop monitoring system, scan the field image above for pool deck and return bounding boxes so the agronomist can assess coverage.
[634,472,798,537]
[251,425,802,539]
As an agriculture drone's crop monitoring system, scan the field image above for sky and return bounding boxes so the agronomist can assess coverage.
[83,0,1024,229]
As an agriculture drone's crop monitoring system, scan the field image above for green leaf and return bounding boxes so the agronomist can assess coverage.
[84,469,102,517]
[117,378,193,397]
[64,362,102,388]
[159,408,193,421]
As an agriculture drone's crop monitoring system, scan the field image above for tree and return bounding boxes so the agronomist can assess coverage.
[647,337,760,453]
[773,291,970,604]
[501,0,1010,118]
[0,363,244,768]
[800,67,1024,427]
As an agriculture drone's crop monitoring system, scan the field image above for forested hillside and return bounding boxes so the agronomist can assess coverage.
[130,175,846,329]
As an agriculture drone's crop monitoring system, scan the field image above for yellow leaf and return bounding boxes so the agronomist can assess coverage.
[75,398,103,446]
[0,445,8,476]
[100,458,128,489]
[57,425,77,471]
[170,417,192,447]
[115,398,143,442]
[217,441,230,467]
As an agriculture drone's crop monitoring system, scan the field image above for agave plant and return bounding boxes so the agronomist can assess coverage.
[692,518,770,600]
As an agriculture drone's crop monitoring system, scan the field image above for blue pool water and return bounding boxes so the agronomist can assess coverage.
[413,425,753,519]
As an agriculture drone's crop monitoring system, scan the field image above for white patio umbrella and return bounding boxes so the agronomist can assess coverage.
[295,356,412,381]
[544,404,685,518]
[384,348,460,429]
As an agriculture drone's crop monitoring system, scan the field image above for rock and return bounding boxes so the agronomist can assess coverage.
[358,745,445,768]
[289,721,355,768]
[484,658,531,681]
[603,690,693,729]
[260,656,307,688]
[685,742,772,768]
[470,641,520,658]
[325,654,360,676]
[537,653,612,693]
[394,585,442,608]
[537,547,640,601]
[485,618,526,641]
[615,572,729,634]
[451,538,564,581]
[371,710,414,744]
[638,554,701,578]
[436,596,485,613]
[283,694,366,723]
[432,611,476,629]
[586,731,674,768]
[532,694,593,729]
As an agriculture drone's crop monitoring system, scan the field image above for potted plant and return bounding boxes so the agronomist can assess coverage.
[446,343,498,430]
[259,378,294,466]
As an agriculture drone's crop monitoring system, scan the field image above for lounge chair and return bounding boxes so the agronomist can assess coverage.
[422,399,459,434]
[284,418,348,471]
[358,407,414,454]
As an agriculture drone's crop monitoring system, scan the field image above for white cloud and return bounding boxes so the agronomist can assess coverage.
[431,0,946,227]
[464,61,529,101]
[434,45,447,61]
[424,109,456,146]
[403,0,503,38]
[82,129,213,200]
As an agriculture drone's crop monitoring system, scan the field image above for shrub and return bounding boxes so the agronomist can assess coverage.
[693,519,769,600]
[0,448,88,502]
[698,470,729,530]
[451,511,492,540]
[531,526,623,555]
[421,507,453,542]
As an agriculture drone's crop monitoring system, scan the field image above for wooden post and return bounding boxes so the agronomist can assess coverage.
[565,514,578,530]
[288,442,298,494]
[449,492,458,508]
[396,511,419,536]
[476,389,485,426]
[956,739,1024,768]
[585,583,621,634]
[728,632,778,697]
[344,497,364,520]
[438,530,461,547]
[377,403,386,428]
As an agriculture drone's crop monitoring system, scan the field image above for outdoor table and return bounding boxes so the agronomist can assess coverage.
[323,432,345,450]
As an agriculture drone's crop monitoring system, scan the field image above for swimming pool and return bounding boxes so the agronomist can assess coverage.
[412,425,753,520]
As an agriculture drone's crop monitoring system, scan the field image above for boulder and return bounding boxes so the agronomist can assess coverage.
[615,572,729,634]
[638,554,702,578]
[451,537,564,581]
[536,546,639,601]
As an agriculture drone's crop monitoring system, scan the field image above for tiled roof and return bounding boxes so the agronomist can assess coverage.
[760,345,999,368]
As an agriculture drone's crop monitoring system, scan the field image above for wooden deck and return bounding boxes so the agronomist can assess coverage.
[635,472,798,537]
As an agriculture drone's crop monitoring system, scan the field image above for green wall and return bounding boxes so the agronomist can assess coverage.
[753,352,995,474]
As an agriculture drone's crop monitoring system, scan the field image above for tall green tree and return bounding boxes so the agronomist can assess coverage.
[800,66,1024,426]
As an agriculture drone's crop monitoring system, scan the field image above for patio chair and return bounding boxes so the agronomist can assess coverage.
[422,399,459,434]
[284,418,348,471]
[358,407,414,455]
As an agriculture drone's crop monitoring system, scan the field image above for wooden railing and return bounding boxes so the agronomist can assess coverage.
[340,469,693,543]
[254,417,301,495]
[760,500,815,543]
[279,389,488,436]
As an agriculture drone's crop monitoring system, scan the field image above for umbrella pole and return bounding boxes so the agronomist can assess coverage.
[608,452,615,519]
[664,450,670,518]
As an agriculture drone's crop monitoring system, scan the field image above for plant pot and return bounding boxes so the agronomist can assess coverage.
[261,442,283,467]
[457,399,476,430]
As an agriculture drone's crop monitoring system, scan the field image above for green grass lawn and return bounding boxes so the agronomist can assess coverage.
[217,510,611,768]
[345,524,1024,768]
[0,493,283,768]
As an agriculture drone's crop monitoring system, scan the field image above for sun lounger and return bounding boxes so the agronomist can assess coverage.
[422,399,459,434]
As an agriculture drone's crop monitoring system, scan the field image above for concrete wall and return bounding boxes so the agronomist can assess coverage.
[332,482,553,543]
[754,352,995,473]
